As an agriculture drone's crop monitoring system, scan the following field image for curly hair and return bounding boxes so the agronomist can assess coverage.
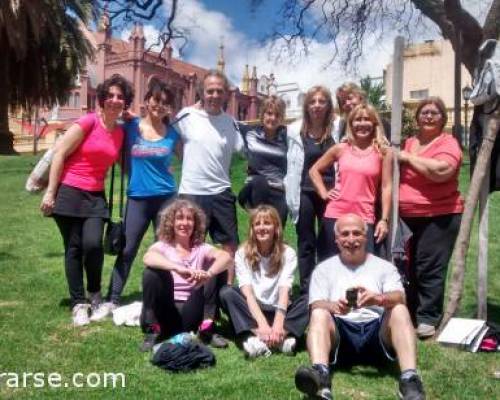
[300,85,335,144]
[415,96,448,131]
[345,103,389,155]
[156,199,207,246]
[243,205,285,277]
[96,74,134,109]
[144,78,175,124]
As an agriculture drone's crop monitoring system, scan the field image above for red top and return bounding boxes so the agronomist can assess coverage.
[399,133,464,217]
[324,143,382,223]
[60,113,124,191]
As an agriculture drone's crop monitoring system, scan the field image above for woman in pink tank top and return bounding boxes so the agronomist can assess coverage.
[309,104,393,257]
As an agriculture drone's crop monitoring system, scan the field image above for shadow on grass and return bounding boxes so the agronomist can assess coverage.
[58,291,143,308]
[0,251,16,261]
[487,302,500,325]
[43,251,64,258]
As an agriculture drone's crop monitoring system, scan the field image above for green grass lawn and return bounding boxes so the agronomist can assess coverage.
[0,154,499,399]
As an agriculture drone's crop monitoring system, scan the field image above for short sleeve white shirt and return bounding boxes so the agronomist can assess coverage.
[236,245,297,306]
[309,254,404,322]
[174,106,243,195]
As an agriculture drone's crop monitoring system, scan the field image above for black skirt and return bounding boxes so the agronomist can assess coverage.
[53,184,109,219]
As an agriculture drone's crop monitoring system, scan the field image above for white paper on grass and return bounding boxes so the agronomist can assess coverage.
[437,318,486,350]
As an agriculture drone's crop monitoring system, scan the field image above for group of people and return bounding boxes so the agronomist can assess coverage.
[40,69,465,400]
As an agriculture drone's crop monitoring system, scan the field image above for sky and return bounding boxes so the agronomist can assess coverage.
[120,0,491,97]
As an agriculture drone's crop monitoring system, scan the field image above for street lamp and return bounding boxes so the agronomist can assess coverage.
[462,85,472,148]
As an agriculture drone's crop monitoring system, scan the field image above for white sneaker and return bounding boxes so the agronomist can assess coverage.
[243,336,271,358]
[90,301,117,322]
[72,304,90,326]
[280,337,297,355]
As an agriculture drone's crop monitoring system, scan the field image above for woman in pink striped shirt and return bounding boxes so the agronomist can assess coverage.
[309,104,393,258]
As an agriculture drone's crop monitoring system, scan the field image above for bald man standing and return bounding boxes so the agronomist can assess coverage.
[295,214,425,400]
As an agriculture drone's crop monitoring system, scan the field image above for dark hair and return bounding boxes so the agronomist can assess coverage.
[96,74,134,109]
[415,97,448,130]
[144,79,175,124]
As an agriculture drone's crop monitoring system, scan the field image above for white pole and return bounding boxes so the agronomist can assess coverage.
[390,36,405,257]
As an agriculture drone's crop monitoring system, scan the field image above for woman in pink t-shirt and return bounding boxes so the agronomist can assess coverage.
[40,74,134,327]
[140,199,232,352]
[309,103,393,257]
[398,97,464,339]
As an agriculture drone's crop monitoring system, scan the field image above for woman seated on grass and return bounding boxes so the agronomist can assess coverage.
[220,205,309,358]
[140,199,232,352]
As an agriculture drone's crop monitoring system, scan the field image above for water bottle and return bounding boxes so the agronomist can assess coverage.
[167,332,194,346]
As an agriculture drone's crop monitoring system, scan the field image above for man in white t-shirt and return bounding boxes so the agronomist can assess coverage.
[173,70,243,348]
[295,214,425,400]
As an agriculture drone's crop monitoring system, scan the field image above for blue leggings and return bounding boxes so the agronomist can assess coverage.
[106,194,175,304]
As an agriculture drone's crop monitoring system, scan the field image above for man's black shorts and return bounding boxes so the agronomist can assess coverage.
[331,315,396,367]
[180,189,239,247]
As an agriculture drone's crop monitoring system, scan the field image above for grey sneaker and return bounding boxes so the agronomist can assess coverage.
[72,304,90,327]
[140,333,160,352]
[416,323,435,339]
[243,336,271,359]
[398,375,425,400]
[280,337,297,355]
[88,291,102,314]
[90,301,117,322]
[295,365,332,400]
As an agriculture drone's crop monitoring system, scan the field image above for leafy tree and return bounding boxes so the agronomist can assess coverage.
[359,76,385,110]
[0,0,96,154]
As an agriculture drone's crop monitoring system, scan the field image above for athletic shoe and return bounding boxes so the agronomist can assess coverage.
[280,337,297,355]
[295,365,332,400]
[243,336,272,358]
[416,324,435,339]
[398,375,425,400]
[90,301,117,322]
[139,333,160,353]
[199,330,229,348]
[72,304,90,327]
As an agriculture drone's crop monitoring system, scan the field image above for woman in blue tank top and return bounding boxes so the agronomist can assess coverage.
[92,80,181,320]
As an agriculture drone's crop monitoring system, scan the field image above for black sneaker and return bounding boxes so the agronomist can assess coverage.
[139,333,159,352]
[398,375,425,400]
[199,331,229,349]
[295,365,332,400]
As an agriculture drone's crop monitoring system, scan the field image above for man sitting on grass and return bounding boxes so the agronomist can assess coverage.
[295,213,425,400]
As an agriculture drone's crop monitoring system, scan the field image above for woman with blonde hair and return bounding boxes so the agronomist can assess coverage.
[220,205,308,358]
[238,95,288,226]
[285,85,337,293]
[309,103,393,256]
[139,199,232,351]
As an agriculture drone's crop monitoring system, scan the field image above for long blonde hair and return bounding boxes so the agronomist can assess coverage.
[243,205,285,277]
[345,104,389,155]
[300,85,334,143]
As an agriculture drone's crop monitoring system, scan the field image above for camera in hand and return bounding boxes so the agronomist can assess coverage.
[346,288,358,308]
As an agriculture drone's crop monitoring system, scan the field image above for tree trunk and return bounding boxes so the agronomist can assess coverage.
[439,107,500,331]
[0,56,15,155]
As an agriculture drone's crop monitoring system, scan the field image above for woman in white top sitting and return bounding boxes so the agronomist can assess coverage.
[219,205,309,358]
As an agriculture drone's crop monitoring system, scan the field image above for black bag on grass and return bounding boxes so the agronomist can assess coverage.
[151,342,216,372]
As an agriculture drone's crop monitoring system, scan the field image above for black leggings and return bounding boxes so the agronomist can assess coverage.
[238,176,288,227]
[403,213,461,326]
[106,195,175,304]
[295,190,329,293]
[140,268,222,337]
[54,215,105,308]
